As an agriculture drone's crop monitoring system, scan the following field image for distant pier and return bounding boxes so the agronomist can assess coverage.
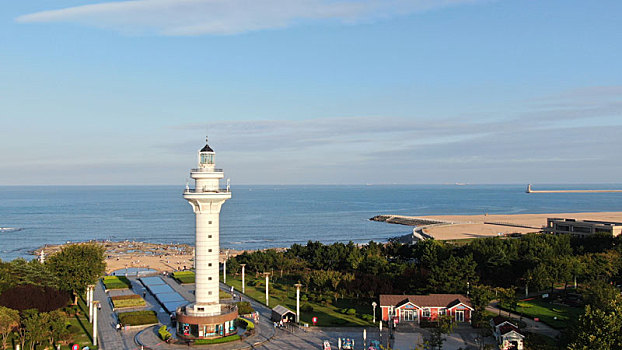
[526,184,622,194]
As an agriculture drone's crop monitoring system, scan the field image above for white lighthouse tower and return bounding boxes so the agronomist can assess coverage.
[177,138,237,340]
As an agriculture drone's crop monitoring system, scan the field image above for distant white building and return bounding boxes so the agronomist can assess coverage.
[545,218,622,238]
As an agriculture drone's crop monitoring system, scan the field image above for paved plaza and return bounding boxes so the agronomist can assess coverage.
[93,276,493,350]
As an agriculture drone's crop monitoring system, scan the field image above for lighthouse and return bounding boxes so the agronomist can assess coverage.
[176,138,238,340]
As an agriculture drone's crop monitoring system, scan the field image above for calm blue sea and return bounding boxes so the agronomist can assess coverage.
[1,184,622,261]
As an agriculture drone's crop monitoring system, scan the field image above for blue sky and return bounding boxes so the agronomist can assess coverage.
[1,0,621,185]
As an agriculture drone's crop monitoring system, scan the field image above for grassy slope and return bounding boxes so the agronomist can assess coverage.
[514,299,583,329]
[224,274,374,327]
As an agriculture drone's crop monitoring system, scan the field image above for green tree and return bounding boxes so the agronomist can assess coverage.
[425,314,454,350]
[46,243,106,303]
[469,285,494,327]
[0,306,20,350]
[568,298,622,350]
[44,310,69,348]
[428,255,478,293]
[22,309,46,350]
[497,287,518,316]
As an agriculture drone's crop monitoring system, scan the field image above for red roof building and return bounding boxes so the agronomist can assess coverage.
[379,294,473,324]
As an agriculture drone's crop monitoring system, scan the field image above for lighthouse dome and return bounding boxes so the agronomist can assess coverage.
[200,143,214,152]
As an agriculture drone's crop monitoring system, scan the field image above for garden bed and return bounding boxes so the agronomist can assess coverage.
[172,271,195,284]
[102,276,132,290]
[110,294,146,309]
[118,310,158,326]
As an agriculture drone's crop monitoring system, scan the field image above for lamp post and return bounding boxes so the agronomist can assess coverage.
[223,250,229,284]
[263,272,270,306]
[372,301,377,324]
[294,283,302,323]
[92,301,99,347]
[240,264,246,294]
[467,281,470,296]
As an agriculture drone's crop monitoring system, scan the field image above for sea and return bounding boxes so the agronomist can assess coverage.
[1,184,622,261]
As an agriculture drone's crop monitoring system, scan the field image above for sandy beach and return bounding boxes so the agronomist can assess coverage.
[381,212,622,240]
[35,241,248,274]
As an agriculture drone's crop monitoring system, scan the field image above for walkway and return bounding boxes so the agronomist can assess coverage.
[486,301,560,338]
[94,280,140,350]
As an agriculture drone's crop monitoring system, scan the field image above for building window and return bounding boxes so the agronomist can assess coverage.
[208,291,212,295]
[208,263,212,266]
[209,221,212,224]
[208,277,212,280]
[208,249,212,252]
[423,308,430,318]
[439,309,446,316]
[208,235,212,238]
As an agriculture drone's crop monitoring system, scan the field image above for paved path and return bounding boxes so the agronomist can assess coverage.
[94,280,139,350]
[486,301,560,338]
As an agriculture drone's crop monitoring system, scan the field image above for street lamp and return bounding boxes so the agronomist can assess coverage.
[371,301,377,324]
[240,264,246,294]
[263,272,270,306]
[467,281,470,296]
[294,283,302,323]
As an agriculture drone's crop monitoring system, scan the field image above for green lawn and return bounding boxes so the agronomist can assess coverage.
[514,298,583,329]
[223,274,375,327]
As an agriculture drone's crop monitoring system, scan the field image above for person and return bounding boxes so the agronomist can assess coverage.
[143,291,147,298]
[116,323,121,332]
[97,303,102,310]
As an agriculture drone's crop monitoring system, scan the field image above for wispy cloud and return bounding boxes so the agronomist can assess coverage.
[16,0,486,36]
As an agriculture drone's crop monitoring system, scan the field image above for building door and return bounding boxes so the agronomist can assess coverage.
[455,310,464,322]
[401,309,416,321]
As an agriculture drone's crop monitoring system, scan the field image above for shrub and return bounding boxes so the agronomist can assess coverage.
[236,301,255,315]
[118,310,158,326]
[301,295,309,302]
[301,303,314,312]
[158,325,172,341]
[194,335,241,344]
[360,314,373,321]
[0,284,70,312]
[236,318,254,330]
[346,308,356,315]
[102,276,131,290]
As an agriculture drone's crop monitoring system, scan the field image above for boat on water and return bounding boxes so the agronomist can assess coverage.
[0,227,22,232]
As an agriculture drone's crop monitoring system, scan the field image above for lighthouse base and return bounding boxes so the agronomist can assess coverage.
[176,303,238,340]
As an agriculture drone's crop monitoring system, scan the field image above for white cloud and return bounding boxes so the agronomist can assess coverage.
[16,0,485,36]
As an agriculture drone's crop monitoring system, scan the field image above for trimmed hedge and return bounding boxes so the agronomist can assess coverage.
[0,284,70,312]
[111,294,145,309]
[118,310,158,326]
[102,276,132,290]
[158,325,172,341]
[172,271,195,284]
[194,335,241,345]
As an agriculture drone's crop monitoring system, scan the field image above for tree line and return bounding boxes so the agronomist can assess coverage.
[0,243,106,349]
